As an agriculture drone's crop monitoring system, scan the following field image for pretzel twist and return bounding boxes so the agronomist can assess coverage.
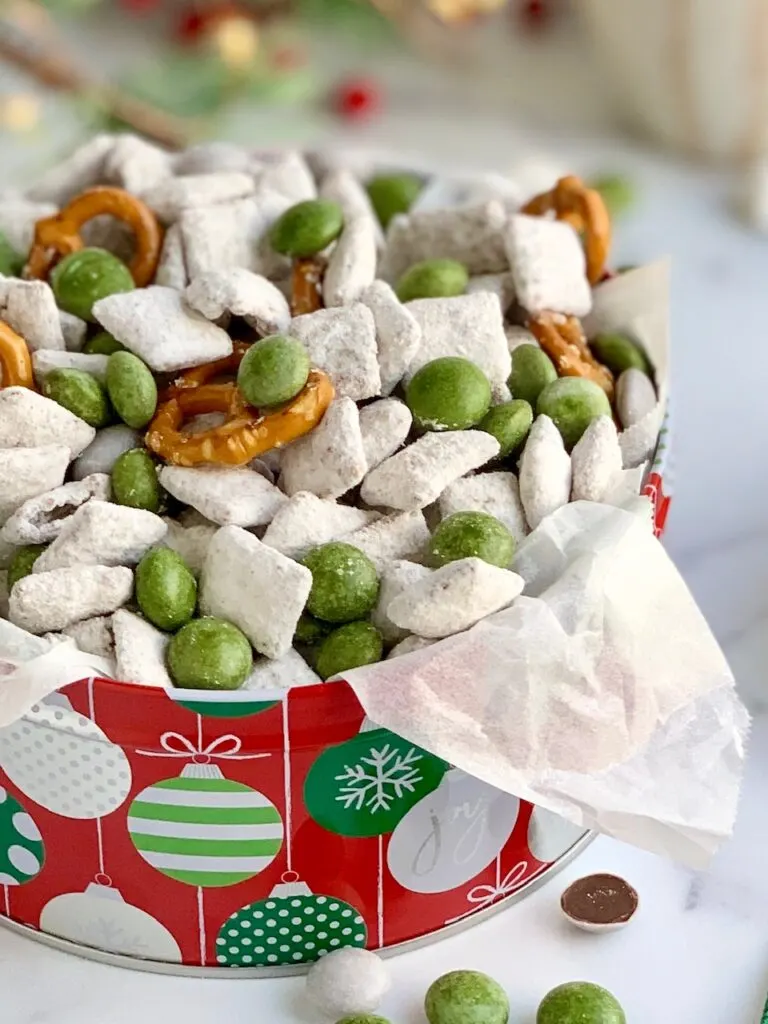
[528,312,614,400]
[0,321,36,390]
[290,256,325,316]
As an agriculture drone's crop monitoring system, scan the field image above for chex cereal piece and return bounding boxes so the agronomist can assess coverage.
[72,425,140,480]
[9,565,133,635]
[519,415,572,529]
[63,615,114,658]
[174,142,252,176]
[256,151,317,203]
[0,446,69,523]
[360,280,422,396]
[93,286,233,372]
[0,387,95,456]
[343,510,430,571]
[359,398,412,470]
[386,634,437,659]
[1,474,110,545]
[439,471,529,544]
[158,466,287,528]
[180,193,290,279]
[616,368,657,428]
[161,515,217,576]
[143,172,256,224]
[380,201,508,281]
[27,134,114,204]
[155,224,188,291]
[505,324,539,351]
[505,215,592,317]
[201,526,312,658]
[243,649,320,690]
[59,311,88,352]
[32,350,109,386]
[0,278,65,351]
[185,268,291,336]
[466,272,516,314]
[34,501,167,572]
[0,198,56,253]
[405,292,511,389]
[262,492,378,560]
[571,417,623,503]
[290,305,381,401]
[280,398,368,499]
[323,217,378,308]
[103,134,173,194]
[387,557,524,639]
[112,608,172,687]
[361,430,500,511]
[320,168,384,247]
[372,559,432,644]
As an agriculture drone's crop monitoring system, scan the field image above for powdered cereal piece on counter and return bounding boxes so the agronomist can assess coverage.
[323,217,378,308]
[173,142,251,176]
[34,501,167,572]
[519,415,572,530]
[0,198,56,254]
[27,133,114,204]
[439,472,529,544]
[0,278,65,351]
[256,151,316,203]
[1,474,110,545]
[9,564,133,634]
[32,350,109,386]
[505,215,592,317]
[320,168,384,247]
[466,272,516,314]
[180,193,289,279]
[359,398,412,470]
[112,608,172,687]
[290,305,380,401]
[201,526,312,659]
[280,398,368,499]
[93,286,233,372]
[103,134,172,194]
[158,466,287,528]
[62,615,114,658]
[242,648,320,690]
[361,431,500,512]
[143,172,256,224]
[155,224,188,291]
[404,292,510,389]
[379,201,508,282]
[72,424,140,480]
[386,634,437,659]
[344,510,430,571]
[0,387,95,456]
[161,515,217,576]
[616,367,657,428]
[59,310,88,352]
[387,557,524,639]
[262,492,378,560]
[360,280,422,396]
[571,417,623,503]
[185,268,291,336]
[505,324,539,351]
[0,446,70,523]
[372,560,433,644]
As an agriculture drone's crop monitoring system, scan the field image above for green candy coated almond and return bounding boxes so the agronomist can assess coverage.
[425,970,509,1024]
[508,344,558,406]
[51,247,134,322]
[237,334,310,407]
[396,259,468,303]
[429,511,515,569]
[536,982,625,1024]
[366,173,423,228]
[269,199,344,257]
[106,350,158,429]
[479,399,533,458]
[7,545,46,591]
[406,357,491,432]
[135,547,197,631]
[589,173,635,217]
[43,368,111,428]
[83,331,126,356]
[111,449,161,512]
[294,612,333,645]
[590,332,649,376]
[167,617,253,691]
[336,1016,392,1024]
[0,231,24,277]
[315,621,384,681]
[302,542,379,624]
[536,377,613,450]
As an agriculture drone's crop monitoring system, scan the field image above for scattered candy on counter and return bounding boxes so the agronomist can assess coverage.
[306,946,391,1019]
[425,970,509,1024]
[536,981,626,1024]
[560,873,639,932]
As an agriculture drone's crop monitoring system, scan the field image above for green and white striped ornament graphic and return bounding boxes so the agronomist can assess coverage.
[127,764,283,888]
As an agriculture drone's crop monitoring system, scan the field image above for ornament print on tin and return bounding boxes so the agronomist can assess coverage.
[0,785,44,886]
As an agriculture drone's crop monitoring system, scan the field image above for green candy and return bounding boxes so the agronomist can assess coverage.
[7,545,46,591]
[302,542,379,624]
[135,547,197,631]
[616,264,637,274]
[479,399,533,458]
[429,511,515,569]
[425,970,509,1024]
[536,982,625,1024]
[336,1017,392,1024]
[589,173,635,217]
[537,377,613,450]
[315,622,384,681]
[106,350,158,429]
[395,259,468,303]
[167,617,253,691]
[590,331,650,376]
[51,247,134,322]
[237,335,310,407]
[0,232,24,277]
[43,368,111,428]
[269,199,344,257]
[83,331,125,356]
[406,357,491,431]
[508,344,558,406]
[111,449,161,512]
[294,612,333,645]
[366,173,423,228]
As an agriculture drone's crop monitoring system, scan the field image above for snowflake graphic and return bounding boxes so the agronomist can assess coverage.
[335,743,424,814]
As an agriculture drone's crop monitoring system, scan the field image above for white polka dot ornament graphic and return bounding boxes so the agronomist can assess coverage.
[0,785,45,886]
[0,700,132,820]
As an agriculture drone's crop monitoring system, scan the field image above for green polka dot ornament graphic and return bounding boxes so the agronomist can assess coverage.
[127,764,283,888]
[216,876,367,967]
[0,785,44,886]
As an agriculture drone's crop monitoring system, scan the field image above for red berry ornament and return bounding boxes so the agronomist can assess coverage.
[333,78,381,122]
